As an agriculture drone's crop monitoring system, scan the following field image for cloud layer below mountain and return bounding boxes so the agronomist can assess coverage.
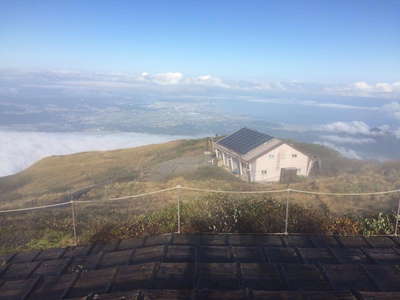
[0,131,193,177]
[316,141,362,160]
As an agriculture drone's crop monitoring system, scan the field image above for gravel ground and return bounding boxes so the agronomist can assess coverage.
[146,154,212,181]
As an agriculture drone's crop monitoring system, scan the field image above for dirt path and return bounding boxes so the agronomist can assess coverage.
[146,154,211,181]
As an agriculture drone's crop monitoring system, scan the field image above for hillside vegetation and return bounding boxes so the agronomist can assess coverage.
[0,139,208,208]
[1,137,399,213]
[1,137,400,254]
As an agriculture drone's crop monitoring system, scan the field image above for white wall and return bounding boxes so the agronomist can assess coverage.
[252,143,311,182]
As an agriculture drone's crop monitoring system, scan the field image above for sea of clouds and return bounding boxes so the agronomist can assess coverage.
[0,131,195,177]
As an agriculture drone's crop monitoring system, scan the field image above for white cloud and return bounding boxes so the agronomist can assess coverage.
[376,82,394,93]
[353,81,371,90]
[319,121,398,138]
[302,101,377,110]
[189,75,231,88]
[394,128,400,139]
[0,131,194,177]
[320,121,372,135]
[60,80,136,88]
[2,69,399,99]
[382,102,400,120]
[138,72,184,85]
[327,81,400,98]
[249,98,379,111]
[316,141,362,159]
[20,70,231,89]
[197,75,213,81]
[137,72,231,88]
[377,124,391,132]
[320,135,375,144]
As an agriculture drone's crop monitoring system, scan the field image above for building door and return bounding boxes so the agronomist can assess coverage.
[280,168,297,183]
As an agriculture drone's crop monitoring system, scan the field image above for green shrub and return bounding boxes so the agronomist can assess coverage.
[26,230,73,250]
[361,212,396,236]
[1,194,399,254]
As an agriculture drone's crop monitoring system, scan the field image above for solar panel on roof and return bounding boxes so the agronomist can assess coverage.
[217,128,273,154]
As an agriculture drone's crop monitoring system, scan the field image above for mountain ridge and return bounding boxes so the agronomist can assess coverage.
[0,137,398,214]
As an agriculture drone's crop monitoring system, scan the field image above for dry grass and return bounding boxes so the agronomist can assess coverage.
[0,139,206,209]
[2,137,400,255]
[2,192,397,255]
[1,136,400,217]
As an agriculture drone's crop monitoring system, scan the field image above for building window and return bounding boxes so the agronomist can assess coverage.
[268,154,274,158]
[261,170,268,175]
[292,154,297,158]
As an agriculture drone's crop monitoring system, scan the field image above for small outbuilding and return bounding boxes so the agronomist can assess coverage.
[212,128,316,183]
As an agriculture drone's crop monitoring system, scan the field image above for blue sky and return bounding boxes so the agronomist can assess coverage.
[0,1,400,171]
[1,0,399,83]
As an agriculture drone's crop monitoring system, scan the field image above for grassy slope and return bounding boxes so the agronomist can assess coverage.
[0,139,207,208]
[1,137,399,214]
[1,137,400,254]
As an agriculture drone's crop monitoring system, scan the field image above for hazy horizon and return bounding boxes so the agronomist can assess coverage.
[1,1,399,175]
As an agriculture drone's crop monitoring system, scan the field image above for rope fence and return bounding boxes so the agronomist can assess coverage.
[0,201,73,214]
[1,186,400,246]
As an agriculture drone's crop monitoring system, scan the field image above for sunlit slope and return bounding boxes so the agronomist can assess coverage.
[0,139,208,208]
[0,136,398,213]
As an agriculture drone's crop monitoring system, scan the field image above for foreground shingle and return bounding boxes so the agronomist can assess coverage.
[0,233,400,299]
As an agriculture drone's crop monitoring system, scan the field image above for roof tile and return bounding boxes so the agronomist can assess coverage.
[111,263,155,291]
[66,267,117,298]
[2,233,400,298]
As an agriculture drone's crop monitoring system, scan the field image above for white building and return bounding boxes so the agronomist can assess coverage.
[213,128,316,183]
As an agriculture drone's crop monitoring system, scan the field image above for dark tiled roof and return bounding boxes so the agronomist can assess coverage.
[216,128,274,155]
[1,234,400,299]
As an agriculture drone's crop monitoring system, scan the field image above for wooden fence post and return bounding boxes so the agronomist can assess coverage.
[284,188,290,235]
[70,191,78,246]
[176,185,182,234]
[395,198,400,236]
